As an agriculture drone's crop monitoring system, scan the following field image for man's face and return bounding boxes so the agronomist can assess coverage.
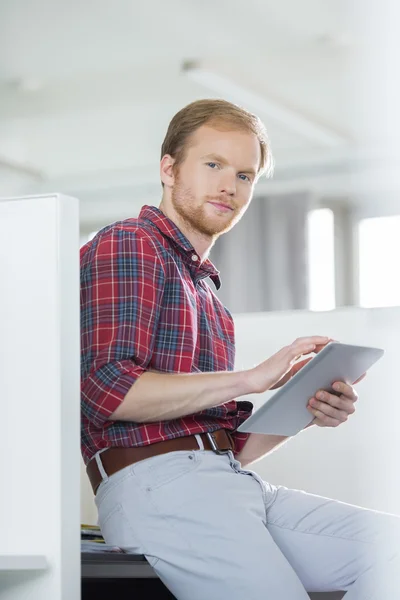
[169,125,261,237]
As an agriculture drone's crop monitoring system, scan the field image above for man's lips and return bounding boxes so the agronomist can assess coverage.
[208,201,234,212]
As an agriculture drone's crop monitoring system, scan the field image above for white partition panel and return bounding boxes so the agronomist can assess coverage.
[234,307,400,515]
[0,194,80,599]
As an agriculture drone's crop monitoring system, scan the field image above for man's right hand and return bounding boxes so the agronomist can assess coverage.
[245,336,331,394]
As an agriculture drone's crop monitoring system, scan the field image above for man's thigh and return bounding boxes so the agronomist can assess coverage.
[95,449,311,600]
[264,484,400,594]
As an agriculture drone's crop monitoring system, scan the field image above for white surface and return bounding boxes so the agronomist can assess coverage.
[0,194,80,598]
[0,556,47,571]
[359,216,400,308]
[234,307,400,515]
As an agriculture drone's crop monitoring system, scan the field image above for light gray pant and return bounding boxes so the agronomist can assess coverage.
[94,446,400,599]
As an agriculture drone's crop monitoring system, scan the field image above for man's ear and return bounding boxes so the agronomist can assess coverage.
[160,155,176,187]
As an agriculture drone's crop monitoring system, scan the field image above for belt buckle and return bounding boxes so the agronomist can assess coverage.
[206,432,231,455]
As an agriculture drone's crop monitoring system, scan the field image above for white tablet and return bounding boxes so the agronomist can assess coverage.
[237,342,384,437]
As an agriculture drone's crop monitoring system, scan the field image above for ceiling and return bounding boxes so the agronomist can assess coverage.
[0,0,397,229]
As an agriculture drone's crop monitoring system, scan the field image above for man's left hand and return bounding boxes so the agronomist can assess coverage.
[306,374,366,428]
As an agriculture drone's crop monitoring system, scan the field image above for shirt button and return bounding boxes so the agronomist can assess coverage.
[191,254,199,262]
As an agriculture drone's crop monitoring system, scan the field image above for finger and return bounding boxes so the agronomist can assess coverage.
[313,340,334,354]
[331,382,359,402]
[273,357,314,389]
[288,337,330,362]
[309,395,350,421]
[291,336,330,350]
[294,337,332,359]
[307,404,346,427]
[291,357,313,373]
[313,391,356,415]
[289,347,317,364]
[353,372,367,385]
[269,358,312,390]
[306,408,327,428]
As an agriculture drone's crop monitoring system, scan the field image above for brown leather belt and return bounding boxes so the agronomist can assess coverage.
[87,429,234,495]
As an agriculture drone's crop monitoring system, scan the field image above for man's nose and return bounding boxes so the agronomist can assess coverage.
[218,172,236,196]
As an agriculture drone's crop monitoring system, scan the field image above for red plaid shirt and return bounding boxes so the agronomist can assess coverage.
[80,205,252,465]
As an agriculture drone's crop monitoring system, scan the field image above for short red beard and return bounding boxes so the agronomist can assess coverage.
[171,177,240,237]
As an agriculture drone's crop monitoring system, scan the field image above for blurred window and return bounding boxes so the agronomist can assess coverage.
[359,215,400,308]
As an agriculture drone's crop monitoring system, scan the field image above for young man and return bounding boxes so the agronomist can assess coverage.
[80,99,400,599]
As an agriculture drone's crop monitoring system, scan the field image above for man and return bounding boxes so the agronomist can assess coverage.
[80,99,400,599]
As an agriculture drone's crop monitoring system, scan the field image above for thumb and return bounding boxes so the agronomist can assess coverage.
[291,356,313,376]
[270,356,313,390]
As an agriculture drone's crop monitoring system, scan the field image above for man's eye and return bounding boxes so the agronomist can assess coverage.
[207,162,218,169]
[238,174,250,182]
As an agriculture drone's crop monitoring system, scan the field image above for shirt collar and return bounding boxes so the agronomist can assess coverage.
[139,205,221,290]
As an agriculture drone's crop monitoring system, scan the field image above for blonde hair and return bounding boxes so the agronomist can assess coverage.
[161,98,274,179]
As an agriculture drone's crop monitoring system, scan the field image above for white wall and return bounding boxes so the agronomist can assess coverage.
[81,306,400,523]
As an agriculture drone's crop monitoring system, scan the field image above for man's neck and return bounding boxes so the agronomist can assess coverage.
[158,201,215,262]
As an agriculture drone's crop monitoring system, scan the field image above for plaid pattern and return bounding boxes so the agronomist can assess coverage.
[80,205,252,465]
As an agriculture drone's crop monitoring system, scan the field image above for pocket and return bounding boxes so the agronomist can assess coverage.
[136,450,202,491]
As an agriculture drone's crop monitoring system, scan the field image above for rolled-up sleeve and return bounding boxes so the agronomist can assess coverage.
[80,228,165,428]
